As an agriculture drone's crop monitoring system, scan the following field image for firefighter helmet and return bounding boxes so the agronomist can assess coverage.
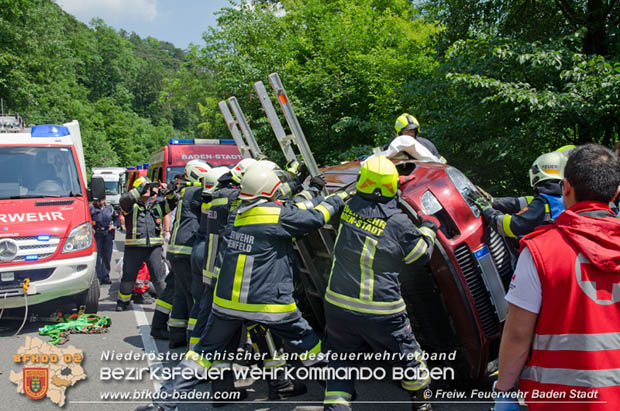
[356,155,399,198]
[184,160,211,183]
[133,176,150,189]
[395,113,420,135]
[529,151,566,187]
[239,163,281,200]
[231,158,258,184]
[203,167,230,193]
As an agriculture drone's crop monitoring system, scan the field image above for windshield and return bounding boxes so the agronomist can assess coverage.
[0,146,83,199]
[166,166,185,183]
[104,181,119,195]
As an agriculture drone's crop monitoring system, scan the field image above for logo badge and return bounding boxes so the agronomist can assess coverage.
[23,368,48,400]
[0,238,18,262]
[575,253,620,305]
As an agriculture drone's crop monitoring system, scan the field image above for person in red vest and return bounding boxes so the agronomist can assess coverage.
[494,143,620,411]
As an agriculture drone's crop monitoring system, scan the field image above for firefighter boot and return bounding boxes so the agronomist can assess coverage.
[411,389,432,411]
[212,370,247,408]
[115,300,131,312]
[267,371,307,400]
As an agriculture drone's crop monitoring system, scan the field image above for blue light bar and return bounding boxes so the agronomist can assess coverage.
[136,165,143,170]
[143,163,149,169]
[31,125,70,137]
[36,235,50,242]
[220,139,236,145]
[169,139,194,145]
[25,255,39,261]
[126,166,136,170]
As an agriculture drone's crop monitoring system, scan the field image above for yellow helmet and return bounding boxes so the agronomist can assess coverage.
[395,113,420,135]
[357,155,399,198]
[133,176,150,188]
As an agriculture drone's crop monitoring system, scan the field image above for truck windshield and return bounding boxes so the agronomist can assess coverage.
[166,167,185,183]
[0,146,83,199]
[104,181,119,195]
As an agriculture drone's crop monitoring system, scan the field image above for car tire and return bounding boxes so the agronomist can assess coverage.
[76,277,100,314]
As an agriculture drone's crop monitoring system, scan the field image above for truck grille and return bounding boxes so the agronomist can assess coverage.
[487,229,513,289]
[454,243,499,336]
[0,236,60,263]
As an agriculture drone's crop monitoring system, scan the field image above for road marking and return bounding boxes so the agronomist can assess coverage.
[133,304,163,391]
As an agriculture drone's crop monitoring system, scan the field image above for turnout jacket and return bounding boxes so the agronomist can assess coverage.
[168,184,202,256]
[485,180,564,239]
[212,195,345,323]
[120,186,177,247]
[325,195,437,317]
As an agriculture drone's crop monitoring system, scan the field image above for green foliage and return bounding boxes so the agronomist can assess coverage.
[0,0,187,174]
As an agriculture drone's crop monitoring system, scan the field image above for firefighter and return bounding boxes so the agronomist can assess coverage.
[322,155,438,411]
[166,160,210,348]
[136,162,347,411]
[370,114,444,162]
[89,198,120,285]
[116,177,177,312]
[474,151,566,239]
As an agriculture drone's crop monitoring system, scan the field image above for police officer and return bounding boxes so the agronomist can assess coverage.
[89,199,120,284]
[116,177,177,311]
[322,155,438,411]
[136,162,346,411]
[475,151,566,240]
[167,160,210,348]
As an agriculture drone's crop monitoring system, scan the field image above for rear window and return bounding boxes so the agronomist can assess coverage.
[0,146,83,199]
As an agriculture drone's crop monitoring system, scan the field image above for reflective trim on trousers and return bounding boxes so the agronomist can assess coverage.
[187,318,197,331]
[521,366,620,388]
[299,341,322,366]
[118,290,132,302]
[532,332,620,352]
[324,390,352,406]
[168,318,188,328]
[401,361,430,391]
[155,299,172,314]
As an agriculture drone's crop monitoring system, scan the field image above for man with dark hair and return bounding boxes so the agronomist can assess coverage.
[494,144,620,411]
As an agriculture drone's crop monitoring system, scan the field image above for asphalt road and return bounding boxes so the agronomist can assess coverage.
[0,238,503,411]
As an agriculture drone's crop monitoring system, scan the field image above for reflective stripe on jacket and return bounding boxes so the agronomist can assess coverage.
[120,188,177,247]
[325,195,436,316]
[213,195,345,323]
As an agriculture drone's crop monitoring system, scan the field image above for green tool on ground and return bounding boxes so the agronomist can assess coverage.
[39,313,112,345]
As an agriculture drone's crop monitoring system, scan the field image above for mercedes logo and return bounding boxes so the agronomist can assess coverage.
[0,238,18,262]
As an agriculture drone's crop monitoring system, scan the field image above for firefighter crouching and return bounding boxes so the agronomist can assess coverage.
[116,177,178,311]
[166,160,211,348]
[136,162,347,411]
[323,155,438,411]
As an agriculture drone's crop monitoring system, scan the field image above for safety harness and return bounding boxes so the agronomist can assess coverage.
[39,313,111,345]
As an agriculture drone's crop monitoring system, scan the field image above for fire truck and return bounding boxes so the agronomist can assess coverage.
[147,138,242,183]
[0,115,104,313]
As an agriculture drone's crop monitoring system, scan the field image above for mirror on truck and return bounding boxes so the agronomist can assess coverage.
[89,177,106,202]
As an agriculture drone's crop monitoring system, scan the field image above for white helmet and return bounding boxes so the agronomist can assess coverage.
[231,158,258,184]
[203,167,230,193]
[239,163,281,200]
[256,159,288,181]
[185,160,211,183]
[529,151,566,187]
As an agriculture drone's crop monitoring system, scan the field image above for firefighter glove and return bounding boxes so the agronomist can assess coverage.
[309,174,327,191]
[420,217,439,233]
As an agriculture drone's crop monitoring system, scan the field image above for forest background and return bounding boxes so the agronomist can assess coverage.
[1,0,619,194]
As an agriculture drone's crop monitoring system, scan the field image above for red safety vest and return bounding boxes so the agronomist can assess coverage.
[518,201,620,410]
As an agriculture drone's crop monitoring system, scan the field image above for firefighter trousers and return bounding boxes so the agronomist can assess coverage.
[167,253,193,343]
[152,269,174,330]
[189,281,214,350]
[156,311,321,410]
[322,304,429,411]
[187,239,206,338]
[118,246,166,303]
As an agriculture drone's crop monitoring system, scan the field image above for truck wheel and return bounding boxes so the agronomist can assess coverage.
[76,278,100,314]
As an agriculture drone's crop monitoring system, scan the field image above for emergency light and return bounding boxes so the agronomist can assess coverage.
[169,138,236,145]
[126,166,136,170]
[143,163,149,169]
[136,165,143,170]
[169,139,193,145]
[36,235,51,242]
[31,124,70,137]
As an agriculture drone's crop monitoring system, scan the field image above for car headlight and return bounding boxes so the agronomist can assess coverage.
[421,190,443,215]
[62,222,93,253]
[445,167,481,218]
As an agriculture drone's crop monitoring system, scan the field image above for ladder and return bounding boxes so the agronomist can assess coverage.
[218,98,263,159]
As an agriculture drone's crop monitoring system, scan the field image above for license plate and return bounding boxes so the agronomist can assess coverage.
[1,272,15,282]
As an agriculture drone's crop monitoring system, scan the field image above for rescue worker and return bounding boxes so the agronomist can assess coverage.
[117,177,177,311]
[89,199,120,285]
[370,114,444,162]
[474,151,566,239]
[136,162,347,411]
[167,160,210,348]
[322,155,438,411]
[494,144,620,411]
